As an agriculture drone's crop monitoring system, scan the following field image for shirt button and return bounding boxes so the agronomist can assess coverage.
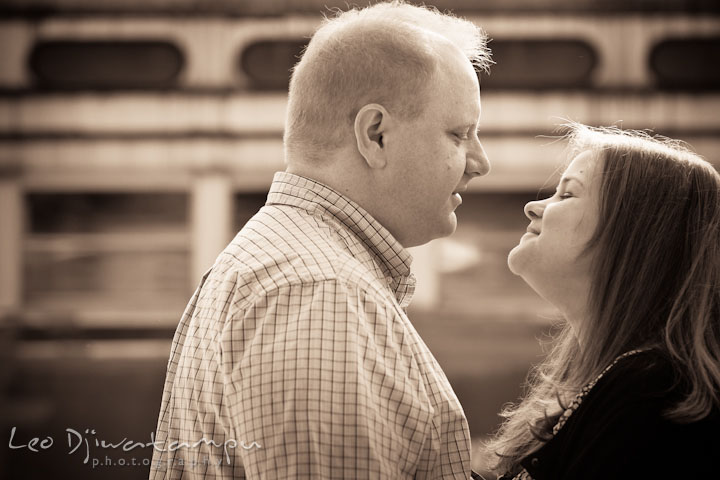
[530,457,540,468]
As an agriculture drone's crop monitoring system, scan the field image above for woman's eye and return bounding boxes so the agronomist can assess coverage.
[559,192,574,200]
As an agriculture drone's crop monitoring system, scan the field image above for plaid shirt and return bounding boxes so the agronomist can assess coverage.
[150,172,472,479]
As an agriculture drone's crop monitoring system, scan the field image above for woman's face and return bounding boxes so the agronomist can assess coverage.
[508,150,601,316]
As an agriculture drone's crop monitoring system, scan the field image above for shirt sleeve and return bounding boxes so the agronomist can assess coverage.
[220,278,435,479]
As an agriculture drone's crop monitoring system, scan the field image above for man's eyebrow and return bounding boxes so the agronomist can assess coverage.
[450,122,476,130]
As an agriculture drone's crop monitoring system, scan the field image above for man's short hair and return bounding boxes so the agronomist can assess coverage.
[284,0,491,160]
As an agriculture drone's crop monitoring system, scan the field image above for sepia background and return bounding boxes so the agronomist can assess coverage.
[1,0,719,478]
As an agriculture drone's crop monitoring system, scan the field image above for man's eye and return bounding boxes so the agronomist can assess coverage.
[454,131,469,140]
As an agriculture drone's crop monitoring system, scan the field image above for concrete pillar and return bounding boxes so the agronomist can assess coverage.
[0,167,23,316]
[190,169,233,289]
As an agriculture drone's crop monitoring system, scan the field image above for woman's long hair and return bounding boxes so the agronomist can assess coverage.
[487,123,720,475]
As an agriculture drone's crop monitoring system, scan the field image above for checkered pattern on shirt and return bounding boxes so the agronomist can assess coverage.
[150,172,472,479]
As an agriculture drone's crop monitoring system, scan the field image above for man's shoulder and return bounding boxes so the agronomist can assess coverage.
[215,204,390,300]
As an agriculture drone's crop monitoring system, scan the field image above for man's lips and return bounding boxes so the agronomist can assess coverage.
[452,186,467,197]
[452,188,466,205]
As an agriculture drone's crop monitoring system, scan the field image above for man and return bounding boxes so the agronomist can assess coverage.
[150,1,491,478]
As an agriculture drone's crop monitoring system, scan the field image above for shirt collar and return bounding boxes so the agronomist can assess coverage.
[266,172,415,304]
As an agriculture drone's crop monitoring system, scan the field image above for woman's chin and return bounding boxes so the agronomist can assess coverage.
[507,244,525,275]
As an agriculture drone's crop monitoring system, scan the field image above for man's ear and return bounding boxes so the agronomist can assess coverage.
[354,104,389,169]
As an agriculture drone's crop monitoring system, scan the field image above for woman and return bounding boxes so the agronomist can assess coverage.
[486,123,720,479]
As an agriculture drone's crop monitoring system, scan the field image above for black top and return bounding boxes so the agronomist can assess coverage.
[516,350,720,479]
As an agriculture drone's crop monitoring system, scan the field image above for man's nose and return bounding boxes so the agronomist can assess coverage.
[466,138,490,177]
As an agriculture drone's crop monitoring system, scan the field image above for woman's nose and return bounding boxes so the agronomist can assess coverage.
[524,200,545,220]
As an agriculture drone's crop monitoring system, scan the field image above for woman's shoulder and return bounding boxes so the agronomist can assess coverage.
[522,349,719,478]
[594,349,677,398]
[584,349,718,423]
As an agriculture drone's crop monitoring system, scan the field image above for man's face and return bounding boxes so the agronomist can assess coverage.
[383,48,490,247]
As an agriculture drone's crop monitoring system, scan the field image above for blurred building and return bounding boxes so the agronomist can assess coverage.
[0,0,719,478]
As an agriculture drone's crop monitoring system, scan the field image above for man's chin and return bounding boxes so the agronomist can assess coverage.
[404,220,457,248]
[436,214,458,239]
